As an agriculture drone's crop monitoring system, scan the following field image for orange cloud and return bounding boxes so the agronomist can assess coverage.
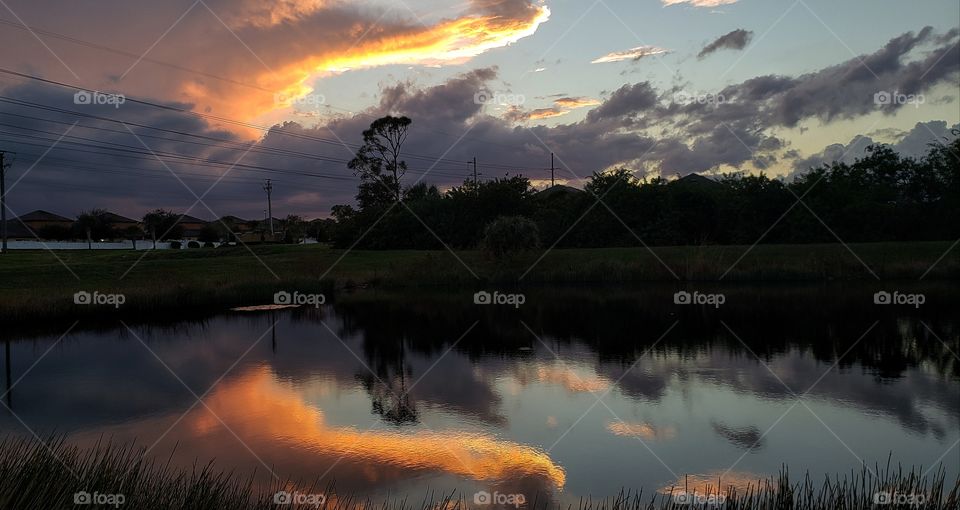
[208,2,552,123]
[553,97,601,109]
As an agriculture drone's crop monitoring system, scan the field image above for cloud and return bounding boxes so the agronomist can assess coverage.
[505,96,600,122]
[791,121,960,176]
[662,0,739,7]
[0,0,550,123]
[698,29,753,58]
[552,97,601,109]
[591,46,670,64]
[3,27,957,220]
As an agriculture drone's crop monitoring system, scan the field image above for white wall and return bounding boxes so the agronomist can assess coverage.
[2,240,221,250]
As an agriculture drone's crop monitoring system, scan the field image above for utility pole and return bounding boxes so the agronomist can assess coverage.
[262,179,274,236]
[472,157,478,184]
[0,151,9,254]
[550,152,555,188]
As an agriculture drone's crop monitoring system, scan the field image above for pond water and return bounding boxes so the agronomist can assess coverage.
[1,285,957,505]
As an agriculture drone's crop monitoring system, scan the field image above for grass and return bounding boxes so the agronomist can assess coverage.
[0,241,957,322]
[0,436,955,509]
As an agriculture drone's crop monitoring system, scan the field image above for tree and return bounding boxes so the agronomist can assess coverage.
[142,209,183,248]
[480,216,540,259]
[198,224,221,244]
[348,116,412,206]
[283,214,306,244]
[74,209,114,249]
[121,225,143,250]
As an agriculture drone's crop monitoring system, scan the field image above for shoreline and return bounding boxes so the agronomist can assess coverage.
[0,241,957,323]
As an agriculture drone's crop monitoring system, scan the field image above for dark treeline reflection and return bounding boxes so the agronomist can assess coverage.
[326,284,959,382]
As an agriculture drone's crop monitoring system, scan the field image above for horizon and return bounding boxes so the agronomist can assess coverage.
[0,0,956,221]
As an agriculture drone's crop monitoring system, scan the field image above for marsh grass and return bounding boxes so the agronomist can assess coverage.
[0,437,956,509]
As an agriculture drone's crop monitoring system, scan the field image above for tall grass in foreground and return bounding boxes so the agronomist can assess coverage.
[0,437,955,509]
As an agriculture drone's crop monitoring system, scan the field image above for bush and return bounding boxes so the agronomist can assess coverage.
[480,216,540,259]
[203,241,215,248]
[187,241,200,249]
[169,241,182,249]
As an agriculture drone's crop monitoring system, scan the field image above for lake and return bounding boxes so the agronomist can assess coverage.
[1,284,957,506]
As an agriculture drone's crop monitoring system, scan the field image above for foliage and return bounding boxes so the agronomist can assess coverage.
[348,116,412,208]
[74,209,115,240]
[198,224,221,243]
[142,209,183,241]
[480,216,540,258]
[328,132,960,250]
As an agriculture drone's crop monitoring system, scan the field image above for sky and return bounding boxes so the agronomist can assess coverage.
[0,0,957,220]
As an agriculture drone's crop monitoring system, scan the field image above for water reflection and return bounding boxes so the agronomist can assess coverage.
[0,284,956,504]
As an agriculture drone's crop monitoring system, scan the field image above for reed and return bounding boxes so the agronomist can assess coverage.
[0,436,955,509]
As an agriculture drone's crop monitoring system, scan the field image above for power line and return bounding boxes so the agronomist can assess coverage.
[0,67,550,172]
[0,17,548,155]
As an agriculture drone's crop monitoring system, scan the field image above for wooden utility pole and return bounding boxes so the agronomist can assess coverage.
[472,157,478,184]
[550,152,555,187]
[263,179,274,236]
[0,151,9,254]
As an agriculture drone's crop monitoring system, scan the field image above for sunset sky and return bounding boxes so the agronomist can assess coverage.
[0,0,957,219]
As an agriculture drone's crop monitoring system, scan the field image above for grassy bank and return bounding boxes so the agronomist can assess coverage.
[0,436,956,509]
[0,241,956,321]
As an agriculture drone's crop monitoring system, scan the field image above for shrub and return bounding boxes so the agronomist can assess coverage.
[187,241,201,249]
[169,241,182,249]
[480,216,540,259]
[203,241,215,248]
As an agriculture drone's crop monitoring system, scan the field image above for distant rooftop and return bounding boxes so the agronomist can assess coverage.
[16,210,73,223]
[176,215,208,224]
[101,212,139,224]
[536,184,583,197]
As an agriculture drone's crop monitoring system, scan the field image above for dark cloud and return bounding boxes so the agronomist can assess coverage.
[698,29,753,58]
[2,27,957,220]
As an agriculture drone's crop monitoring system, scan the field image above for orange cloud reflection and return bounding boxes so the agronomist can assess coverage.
[190,366,566,487]
[606,421,677,441]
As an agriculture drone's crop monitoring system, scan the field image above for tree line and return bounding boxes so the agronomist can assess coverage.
[325,116,960,250]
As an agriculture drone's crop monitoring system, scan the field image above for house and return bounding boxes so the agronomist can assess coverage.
[535,184,583,198]
[17,210,74,231]
[176,214,209,240]
[218,216,254,233]
[1,210,73,240]
[101,212,141,237]
[1,218,37,240]
[673,173,723,189]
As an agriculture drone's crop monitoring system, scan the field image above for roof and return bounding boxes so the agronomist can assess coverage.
[674,173,723,187]
[535,184,584,197]
[16,210,73,223]
[176,214,209,224]
[101,212,139,224]
[218,215,250,223]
